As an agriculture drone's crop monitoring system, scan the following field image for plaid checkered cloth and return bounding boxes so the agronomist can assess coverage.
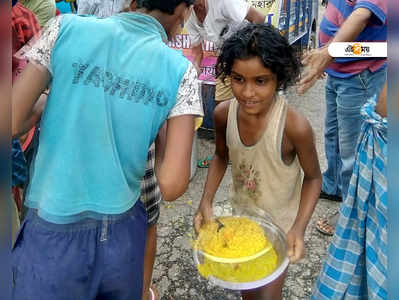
[12,139,28,188]
[140,144,162,226]
[311,96,387,300]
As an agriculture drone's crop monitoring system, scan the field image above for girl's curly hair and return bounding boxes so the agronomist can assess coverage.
[216,23,301,91]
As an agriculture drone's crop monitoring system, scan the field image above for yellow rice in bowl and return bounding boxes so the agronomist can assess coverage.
[195,216,278,282]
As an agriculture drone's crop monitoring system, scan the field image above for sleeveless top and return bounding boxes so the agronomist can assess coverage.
[25,13,189,223]
[226,97,303,232]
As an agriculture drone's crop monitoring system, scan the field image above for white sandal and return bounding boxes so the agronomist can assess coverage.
[149,287,155,300]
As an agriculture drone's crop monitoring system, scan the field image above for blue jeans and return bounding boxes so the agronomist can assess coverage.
[12,200,147,300]
[322,67,386,199]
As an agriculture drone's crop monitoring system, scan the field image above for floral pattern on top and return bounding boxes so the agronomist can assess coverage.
[233,159,262,201]
[168,63,203,119]
[17,15,62,73]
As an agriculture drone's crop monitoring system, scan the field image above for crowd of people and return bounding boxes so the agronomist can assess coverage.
[11,0,387,299]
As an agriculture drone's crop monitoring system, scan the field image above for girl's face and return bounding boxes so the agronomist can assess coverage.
[230,56,278,116]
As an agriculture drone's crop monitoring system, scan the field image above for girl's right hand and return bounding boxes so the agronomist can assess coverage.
[193,202,213,234]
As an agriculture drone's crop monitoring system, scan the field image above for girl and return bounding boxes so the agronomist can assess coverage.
[194,23,322,299]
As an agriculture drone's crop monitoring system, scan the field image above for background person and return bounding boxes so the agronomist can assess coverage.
[298,0,387,235]
[76,0,131,17]
[311,82,388,300]
[19,0,56,26]
[186,0,266,168]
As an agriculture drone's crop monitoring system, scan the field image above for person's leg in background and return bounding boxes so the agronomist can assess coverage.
[316,74,353,236]
[321,75,342,199]
[337,67,387,199]
[140,145,161,300]
[142,224,158,300]
[11,196,20,246]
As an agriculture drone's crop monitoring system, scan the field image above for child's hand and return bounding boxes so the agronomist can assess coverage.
[193,202,213,234]
[286,227,306,264]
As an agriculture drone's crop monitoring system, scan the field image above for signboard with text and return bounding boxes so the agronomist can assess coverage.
[168,0,281,84]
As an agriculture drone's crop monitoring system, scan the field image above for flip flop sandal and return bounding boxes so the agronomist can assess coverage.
[197,156,212,168]
[149,286,159,300]
[316,218,335,236]
[149,288,155,300]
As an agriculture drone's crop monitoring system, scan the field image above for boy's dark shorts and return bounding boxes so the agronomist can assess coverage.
[11,200,147,300]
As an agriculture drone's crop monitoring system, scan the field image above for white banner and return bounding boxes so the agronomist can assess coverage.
[328,42,387,58]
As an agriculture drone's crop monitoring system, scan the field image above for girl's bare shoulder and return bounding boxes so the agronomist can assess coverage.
[285,105,315,145]
[213,100,231,129]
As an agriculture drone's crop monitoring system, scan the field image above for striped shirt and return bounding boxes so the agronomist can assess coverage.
[12,139,28,188]
[319,0,387,78]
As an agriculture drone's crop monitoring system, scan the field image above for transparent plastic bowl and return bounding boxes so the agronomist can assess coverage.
[193,216,289,290]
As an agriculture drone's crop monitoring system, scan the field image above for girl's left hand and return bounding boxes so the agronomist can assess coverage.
[286,227,305,263]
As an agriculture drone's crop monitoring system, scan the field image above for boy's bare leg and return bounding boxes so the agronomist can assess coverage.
[142,224,158,300]
[11,196,21,246]
[241,269,287,300]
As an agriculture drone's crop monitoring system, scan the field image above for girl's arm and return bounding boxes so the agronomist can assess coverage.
[285,109,322,263]
[193,101,230,233]
[12,63,50,138]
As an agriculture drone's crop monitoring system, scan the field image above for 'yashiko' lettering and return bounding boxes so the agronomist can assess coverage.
[72,63,89,84]
[72,62,170,107]
[83,66,103,87]
[144,88,156,105]
[156,91,168,107]
[127,81,142,102]
[103,72,130,98]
